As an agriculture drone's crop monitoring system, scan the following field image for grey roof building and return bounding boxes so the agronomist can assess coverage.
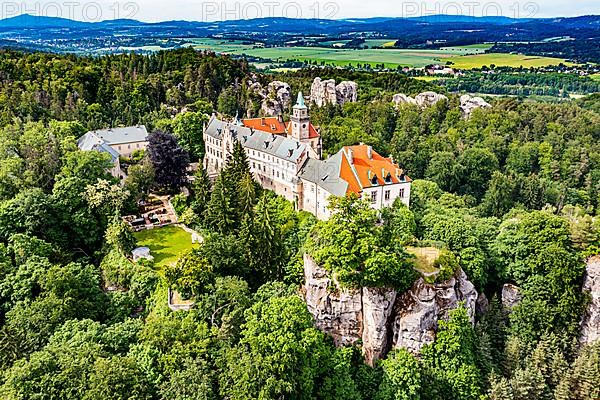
[298,154,348,197]
[204,116,307,163]
[89,125,148,145]
[77,132,120,162]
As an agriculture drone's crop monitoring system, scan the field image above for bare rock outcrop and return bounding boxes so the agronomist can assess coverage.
[303,253,478,365]
[392,91,448,109]
[336,81,358,105]
[303,254,362,346]
[391,268,477,354]
[581,256,600,345]
[310,77,357,107]
[392,93,417,106]
[248,80,291,116]
[460,94,491,118]
[362,287,397,365]
[501,283,522,310]
[415,91,448,108]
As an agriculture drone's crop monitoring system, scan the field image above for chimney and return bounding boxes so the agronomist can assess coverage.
[277,114,283,123]
[368,170,371,180]
[261,117,266,126]
[367,145,372,160]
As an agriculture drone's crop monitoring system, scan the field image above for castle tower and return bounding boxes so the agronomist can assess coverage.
[290,92,310,141]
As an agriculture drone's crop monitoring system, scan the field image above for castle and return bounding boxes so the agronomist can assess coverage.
[203,92,411,219]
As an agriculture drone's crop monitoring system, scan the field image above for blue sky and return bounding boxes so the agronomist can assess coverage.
[3,0,598,22]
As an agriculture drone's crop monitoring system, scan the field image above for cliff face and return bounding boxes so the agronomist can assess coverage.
[247,79,291,116]
[309,77,358,107]
[581,256,600,345]
[303,254,478,365]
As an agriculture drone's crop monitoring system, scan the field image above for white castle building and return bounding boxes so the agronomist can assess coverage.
[203,92,411,219]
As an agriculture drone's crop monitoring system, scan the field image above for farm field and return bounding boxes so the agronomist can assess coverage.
[441,43,493,51]
[446,53,575,68]
[185,38,574,69]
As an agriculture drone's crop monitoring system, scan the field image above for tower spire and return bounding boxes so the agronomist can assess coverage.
[295,91,306,108]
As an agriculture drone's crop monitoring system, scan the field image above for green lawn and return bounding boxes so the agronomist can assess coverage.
[590,74,600,82]
[406,246,441,276]
[134,225,197,268]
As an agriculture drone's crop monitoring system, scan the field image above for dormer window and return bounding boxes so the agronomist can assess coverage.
[371,174,378,185]
[385,173,392,183]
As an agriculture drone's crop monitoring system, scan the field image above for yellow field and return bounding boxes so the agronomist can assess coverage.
[447,53,575,69]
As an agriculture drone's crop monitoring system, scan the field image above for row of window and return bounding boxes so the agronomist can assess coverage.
[116,142,143,152]
[247,149,295,171]
[251,161,288,181]
[207,146,222,159]
[370,188,406,204]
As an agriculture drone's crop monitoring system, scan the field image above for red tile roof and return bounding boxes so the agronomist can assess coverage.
[285,122,321,139]
[338,144,411,194]
[242,117,287,135]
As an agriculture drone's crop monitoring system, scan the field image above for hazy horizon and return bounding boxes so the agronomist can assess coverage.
[0,0,597,23]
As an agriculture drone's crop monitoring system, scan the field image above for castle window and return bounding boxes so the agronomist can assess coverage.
[370,192,377,204]
[384,190,391,201]
[399,188,405,198]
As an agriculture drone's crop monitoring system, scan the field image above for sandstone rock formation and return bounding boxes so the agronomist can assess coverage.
[391,268,477,354]
[392,93,417,106]
[415,91,449,108]
[303,253,478,365]
[309,77,358,107]
[336,81,358,105]
[501,283,522,310]
[392,91,448,109]
[248,80,292,116]
[310,78,337,107]
[580,256,600,345]
[460,94,491,118]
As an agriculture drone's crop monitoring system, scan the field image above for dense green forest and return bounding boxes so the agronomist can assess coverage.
[0,48,598,400]
[438,71,600,97]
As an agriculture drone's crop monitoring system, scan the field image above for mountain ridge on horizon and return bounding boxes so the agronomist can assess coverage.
[1,12,599,27]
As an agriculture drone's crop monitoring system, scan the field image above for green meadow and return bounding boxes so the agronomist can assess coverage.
[185,38,573,69]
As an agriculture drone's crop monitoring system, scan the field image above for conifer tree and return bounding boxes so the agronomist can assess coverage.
[205,173,236,234]
[225,140,252,179]
[237,171,257,218]
[190,165,211,219]
[241,193,285,283]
